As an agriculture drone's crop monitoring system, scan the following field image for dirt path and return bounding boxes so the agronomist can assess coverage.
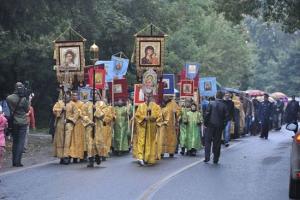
[1,133,56,173]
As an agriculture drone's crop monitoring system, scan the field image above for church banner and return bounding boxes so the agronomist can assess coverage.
[180,80,194,97]
[199,77,217,97]
[111,55,129,79]
[95,60,114,82]
[108,78,129,102]
[134,84,145,105]
[185,62,200,80]
[88,67,106,89]
[162,74,175,95]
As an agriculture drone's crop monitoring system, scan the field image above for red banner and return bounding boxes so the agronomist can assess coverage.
[180,68,199,89]
[88,67,106,89]
[180,80,194,97]
[108,78,129,102]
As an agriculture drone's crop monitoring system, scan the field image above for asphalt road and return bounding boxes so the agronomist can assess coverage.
[0,128,293,200]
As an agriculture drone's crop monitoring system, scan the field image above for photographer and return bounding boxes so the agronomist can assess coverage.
[6,82,30,167]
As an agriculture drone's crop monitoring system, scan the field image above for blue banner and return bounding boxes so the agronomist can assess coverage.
[185,62,200,79]
[199,77,217,97]
[111,55,129,79]
[95,60,114,82]
[78,86,93,101]
[162,74,175,95]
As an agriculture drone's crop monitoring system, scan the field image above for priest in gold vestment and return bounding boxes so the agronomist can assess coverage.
[135,92,162,166]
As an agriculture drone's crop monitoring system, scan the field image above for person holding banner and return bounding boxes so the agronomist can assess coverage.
[96,98,115,161]
[113,99,132,155]
[156,100,168,160]
[179,100,190,155]
[81,96,102,167]
[61,92,79,165]
[69,92,85,163]
[52,93,67,164]
[161,96,180,158]
[135,90,162,166]
[185,103,203,156]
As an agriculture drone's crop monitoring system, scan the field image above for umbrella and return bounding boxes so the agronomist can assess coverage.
[270,92,287,99]
[245,89,265,97]
[222,87,240,94]
[256,96,276,103]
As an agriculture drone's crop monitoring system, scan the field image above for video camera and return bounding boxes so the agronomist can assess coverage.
[16,81,32,99]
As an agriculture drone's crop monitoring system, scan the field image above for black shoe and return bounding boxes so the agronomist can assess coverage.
[259,135,264,138]
[225,143,229,147]
[87,157,94,168]
[213,160,219,164]
[95,155,101,165]
[13,163,24,167]
[265,137,268,140]
[180,148,185,155]
[169,154,174,158]
[62,157,70,165]
[204,159,210,163]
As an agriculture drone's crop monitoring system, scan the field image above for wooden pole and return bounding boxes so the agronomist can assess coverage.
[92,65,96,139]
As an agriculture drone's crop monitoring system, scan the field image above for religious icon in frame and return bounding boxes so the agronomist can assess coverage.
[139,41,161,67]
[180,80,194,97]
[55,41,85,72]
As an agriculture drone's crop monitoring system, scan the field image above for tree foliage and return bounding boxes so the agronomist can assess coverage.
[1,0,294,127]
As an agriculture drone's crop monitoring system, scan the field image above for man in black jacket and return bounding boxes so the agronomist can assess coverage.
[259,94,273,139]
[204,91,230,164]
[285,95,299,124]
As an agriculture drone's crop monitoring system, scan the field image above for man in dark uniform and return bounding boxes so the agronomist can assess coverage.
[259,94,273,139]
[204,91,229,164]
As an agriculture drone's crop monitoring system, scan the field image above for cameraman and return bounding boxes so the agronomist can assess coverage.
[6,82,29,167]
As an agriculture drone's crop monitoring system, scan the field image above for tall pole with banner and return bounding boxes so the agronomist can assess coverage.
[90,42,99,139]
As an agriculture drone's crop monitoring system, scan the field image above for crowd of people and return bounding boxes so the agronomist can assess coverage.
[0,82,299,170]
[203,92,299,143]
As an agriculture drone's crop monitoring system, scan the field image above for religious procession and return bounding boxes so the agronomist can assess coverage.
[47,24,297,169]
[49,25,205,168]
[1,24,297,172]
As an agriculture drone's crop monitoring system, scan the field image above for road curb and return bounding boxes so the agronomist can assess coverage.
[0,159,58,177]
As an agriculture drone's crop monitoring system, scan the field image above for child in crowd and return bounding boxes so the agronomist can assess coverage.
[0,105,8,171]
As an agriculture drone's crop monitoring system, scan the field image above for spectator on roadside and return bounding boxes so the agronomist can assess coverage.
[204,91,230,164]
[0,97,10,137]
[0,105,8,172]
[285,95,299,124]
[24,102,36,152]
[6,82,30,167]
[285,95,299,134]
[223,92,234,147]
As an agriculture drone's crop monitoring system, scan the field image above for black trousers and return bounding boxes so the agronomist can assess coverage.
[205,126,223,162]
[12,125,27,165]
[261,121,269,139]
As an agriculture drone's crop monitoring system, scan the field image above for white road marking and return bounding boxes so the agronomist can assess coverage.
[138,142,239,200]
